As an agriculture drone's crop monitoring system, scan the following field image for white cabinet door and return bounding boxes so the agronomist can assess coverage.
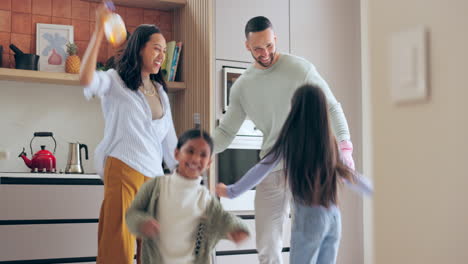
[216,217,291,252]
[0,223,98,261]
[0,185,103,220]
[216,252,289,264]
[215,0,290,62]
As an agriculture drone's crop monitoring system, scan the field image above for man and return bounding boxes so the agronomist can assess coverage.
[213,16,355,264]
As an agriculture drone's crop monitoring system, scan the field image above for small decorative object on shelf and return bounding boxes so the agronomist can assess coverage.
[36,23,74,72]
[65,42,81,74]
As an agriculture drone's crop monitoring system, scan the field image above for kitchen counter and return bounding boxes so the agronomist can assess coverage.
[0,172,103,262]
[0,172,102,185]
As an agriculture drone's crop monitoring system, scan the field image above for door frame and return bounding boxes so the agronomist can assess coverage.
[360,0,374,264]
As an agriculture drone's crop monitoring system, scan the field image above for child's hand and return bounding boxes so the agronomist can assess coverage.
[216,183,228,198]
[139,219,160,237]
[227,230,249,244]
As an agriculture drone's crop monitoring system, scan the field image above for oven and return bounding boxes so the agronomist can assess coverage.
[217,120,262,212]
[215,61,261,212]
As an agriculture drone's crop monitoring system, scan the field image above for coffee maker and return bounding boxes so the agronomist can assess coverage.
[65,142,88,174]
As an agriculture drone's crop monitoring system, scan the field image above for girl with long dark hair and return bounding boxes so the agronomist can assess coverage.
[217,84,373,263]
[79,3,177,264]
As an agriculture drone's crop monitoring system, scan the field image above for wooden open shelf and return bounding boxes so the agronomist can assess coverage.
[0,68,79,86]
[84,0,186,10]
[0,68,185,92]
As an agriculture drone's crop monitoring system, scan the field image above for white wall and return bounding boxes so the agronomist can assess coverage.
[366,0,468,263]
[0,80,104,173]
[290,1,363,263]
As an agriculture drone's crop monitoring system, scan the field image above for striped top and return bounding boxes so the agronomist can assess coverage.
[84,69,178,179]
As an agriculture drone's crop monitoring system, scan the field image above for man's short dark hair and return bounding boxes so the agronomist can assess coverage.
[244,16,273,38]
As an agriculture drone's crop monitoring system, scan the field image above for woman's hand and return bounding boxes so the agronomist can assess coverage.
[227,230,249,244]
[95,1,112,32]
[216,183,228,198]
[139,219,160,237]
[80,1,112,86]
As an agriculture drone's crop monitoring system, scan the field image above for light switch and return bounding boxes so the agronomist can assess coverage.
[389,26,429,104]
[0,150,10,160]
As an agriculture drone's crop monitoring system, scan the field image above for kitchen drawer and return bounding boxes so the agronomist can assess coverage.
[217,218,256,251]
[216,252,289,264]
[0,185,103,220]
[0,223,100,261]
[216,217,291,251]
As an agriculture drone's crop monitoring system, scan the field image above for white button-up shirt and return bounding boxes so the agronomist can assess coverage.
[84,69,178,179]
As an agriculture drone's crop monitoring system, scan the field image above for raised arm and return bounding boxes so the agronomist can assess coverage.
[79,3,110,86]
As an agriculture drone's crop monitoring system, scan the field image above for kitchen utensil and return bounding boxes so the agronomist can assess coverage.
[103,1,127,48]
[9,44,40,70]
[65,142,89,174]
[18,132,57,173]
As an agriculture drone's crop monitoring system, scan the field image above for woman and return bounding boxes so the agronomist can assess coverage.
[80,4,177,264]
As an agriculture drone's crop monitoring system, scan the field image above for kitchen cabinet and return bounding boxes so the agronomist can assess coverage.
[215,0,290,62]
[216,252,290,264]
[215,216,291,264]
[0,173,103,263]
[1,223,99,262]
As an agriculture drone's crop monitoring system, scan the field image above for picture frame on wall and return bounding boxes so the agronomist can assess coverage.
[36,23,74,72]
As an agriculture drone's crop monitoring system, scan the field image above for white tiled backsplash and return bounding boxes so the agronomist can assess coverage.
[0,80,178,173]
[0,80,104,173]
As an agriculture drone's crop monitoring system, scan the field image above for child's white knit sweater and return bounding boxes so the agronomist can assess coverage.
[126,172,250,264]
[157,173,211,263]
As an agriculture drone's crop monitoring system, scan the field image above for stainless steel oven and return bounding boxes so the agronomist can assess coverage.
[215,61,260,212]
[217,120,262,212]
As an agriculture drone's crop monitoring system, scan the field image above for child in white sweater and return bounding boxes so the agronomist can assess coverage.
[126,129,249,264]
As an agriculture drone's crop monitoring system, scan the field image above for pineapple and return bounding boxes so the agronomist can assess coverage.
[65,42,81,74]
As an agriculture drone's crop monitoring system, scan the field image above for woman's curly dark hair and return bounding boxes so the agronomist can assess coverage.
[116,24,167,92]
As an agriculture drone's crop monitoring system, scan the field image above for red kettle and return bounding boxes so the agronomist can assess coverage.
[18,132,57,173]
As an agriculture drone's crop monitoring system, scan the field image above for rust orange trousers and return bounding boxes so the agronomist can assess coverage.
[96,157,150,264]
